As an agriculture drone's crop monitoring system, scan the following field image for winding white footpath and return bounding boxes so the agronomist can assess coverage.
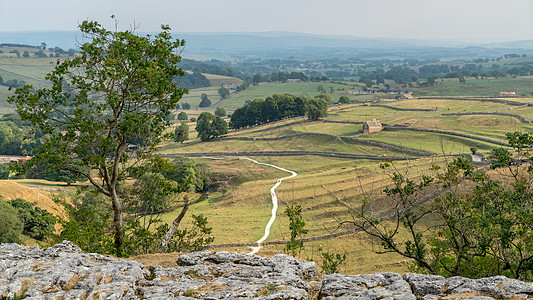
[239,158,298,255]
[201,157,297,255]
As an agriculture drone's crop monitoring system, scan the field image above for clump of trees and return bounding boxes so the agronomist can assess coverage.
[229,94,307,129]
[346,131,533,280]
[178,72,211,89]
[196,112,228,141]
[229,93,330,129]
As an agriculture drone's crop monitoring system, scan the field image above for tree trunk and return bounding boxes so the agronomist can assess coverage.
[111,192,124,256]
[158,199,189,253]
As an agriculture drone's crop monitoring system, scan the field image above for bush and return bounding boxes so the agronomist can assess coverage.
[338,96,351,104]
[54,193,115,254]
[177,111,188,120]
[199,94,211,107]
[174,121,189,144]
[214,107,226,117]
[164,113,175,121]
[0,200,23,243]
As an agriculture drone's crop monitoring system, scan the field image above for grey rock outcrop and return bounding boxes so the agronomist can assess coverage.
[2,241,533,299]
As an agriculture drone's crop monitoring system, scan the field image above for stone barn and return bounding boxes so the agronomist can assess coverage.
[363,120,382,134]
[400,93,413,100]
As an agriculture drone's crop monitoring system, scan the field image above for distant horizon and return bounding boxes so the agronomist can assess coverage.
[1,30,532,46]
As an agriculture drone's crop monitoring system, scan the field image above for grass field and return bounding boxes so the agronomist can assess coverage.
[215,82,356,110]
[202,73,243,86]
[413,76,533,97]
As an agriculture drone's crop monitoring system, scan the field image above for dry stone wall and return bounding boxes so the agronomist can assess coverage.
[2,241,533,299]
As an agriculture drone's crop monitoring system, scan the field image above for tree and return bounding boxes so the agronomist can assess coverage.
[0,121,27,155]
[196,112,228,141]
[338,96,350,104]
[179,72,211,89]
[218,86,230,99]
[177,111,188,120]
[199,93,211,107]
[305,96,329,120]
[8,21,186,256]
[214,107,226,117]
[284,204,308,257]
[22,51,30,58]
[27,160,87,186]
[35,49,47,58]
[174,121,189,143]
[40,42,47,50]
[182,102,191,109]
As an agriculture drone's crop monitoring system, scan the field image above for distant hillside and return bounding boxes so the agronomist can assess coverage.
[2,31,532,60]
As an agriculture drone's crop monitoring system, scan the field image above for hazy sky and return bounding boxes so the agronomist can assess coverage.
[1,0,532,42]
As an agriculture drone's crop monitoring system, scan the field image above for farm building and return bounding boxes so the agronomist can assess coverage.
[0,156,31,164]
[499,91,516,97]
[222,83,239,90]
[400,94,413,100]
[363,120,382,134]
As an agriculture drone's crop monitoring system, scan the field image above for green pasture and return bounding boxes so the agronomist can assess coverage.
[215,82,355,110]
[326,105,412,122]
[360,129,500,154]
[511,106,533,120]
[160,133,399,156]
[286,122,360,137]
[390,98,511,112]
[178,86,220,109]
[0,86,15,114]
[413,115,533,141]
[224,118,309,138]
[202,73,243,86]
[413,76,533,97]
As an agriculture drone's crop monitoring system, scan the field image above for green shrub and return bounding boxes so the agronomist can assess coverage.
[0,200,23,243]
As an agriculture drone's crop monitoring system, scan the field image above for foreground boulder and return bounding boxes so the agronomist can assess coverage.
[1,241,533,299]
